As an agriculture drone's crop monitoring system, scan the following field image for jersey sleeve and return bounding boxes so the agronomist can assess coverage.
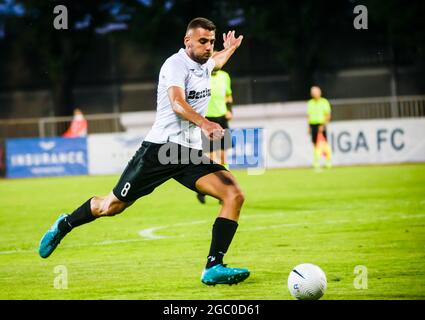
[161,58,187,90]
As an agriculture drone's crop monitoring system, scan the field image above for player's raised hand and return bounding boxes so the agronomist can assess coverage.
[212,31,243,69]
[223,30,243,50]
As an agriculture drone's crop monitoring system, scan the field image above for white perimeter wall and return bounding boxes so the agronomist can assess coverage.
[86,103,425,175]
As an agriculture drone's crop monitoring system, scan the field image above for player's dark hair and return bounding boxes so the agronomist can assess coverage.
[186,17,216,33]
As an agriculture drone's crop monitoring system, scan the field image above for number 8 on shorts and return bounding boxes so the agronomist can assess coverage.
[121,182,131,197]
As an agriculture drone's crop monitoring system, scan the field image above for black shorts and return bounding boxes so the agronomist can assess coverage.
[112,141,226,203]
[202,116,232,152]
[310,124,327,144]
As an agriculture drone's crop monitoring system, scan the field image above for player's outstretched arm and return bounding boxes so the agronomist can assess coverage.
[212,30,243,70]
[168,86,225,140]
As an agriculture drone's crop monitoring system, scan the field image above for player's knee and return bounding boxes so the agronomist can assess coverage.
[223,187,245,207]
[98,198,127,217]
[234,189,245,207]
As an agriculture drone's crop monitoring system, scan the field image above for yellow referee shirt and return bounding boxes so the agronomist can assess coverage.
[307,97,331,125]
[206,70,232,118]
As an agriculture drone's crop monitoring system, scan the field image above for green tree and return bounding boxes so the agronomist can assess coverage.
[8,0,125,116]
[237,0,357,99]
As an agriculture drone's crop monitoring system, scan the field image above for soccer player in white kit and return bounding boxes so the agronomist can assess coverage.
[39,18,250,286]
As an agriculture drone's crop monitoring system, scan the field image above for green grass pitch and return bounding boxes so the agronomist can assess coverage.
[0,164,424,299]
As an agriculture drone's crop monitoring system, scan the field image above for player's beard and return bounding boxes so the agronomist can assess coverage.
[194,52,211,64]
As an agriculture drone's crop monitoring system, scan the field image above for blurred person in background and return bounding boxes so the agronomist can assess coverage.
[197,68,234,204]
[63,108,88,138]
[307,86,332,169]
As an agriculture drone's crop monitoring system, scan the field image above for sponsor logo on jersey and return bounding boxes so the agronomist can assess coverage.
[187,88,211,100]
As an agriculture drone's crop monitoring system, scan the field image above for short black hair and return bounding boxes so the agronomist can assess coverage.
[186,17,216,34]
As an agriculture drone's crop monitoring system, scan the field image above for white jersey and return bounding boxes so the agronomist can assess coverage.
[144,48,215,149]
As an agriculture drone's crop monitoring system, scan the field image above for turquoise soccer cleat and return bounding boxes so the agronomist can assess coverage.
[201,264,250,286]
[38,214,68,258]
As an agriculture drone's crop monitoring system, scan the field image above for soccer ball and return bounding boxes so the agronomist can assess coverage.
[287,263,327,300]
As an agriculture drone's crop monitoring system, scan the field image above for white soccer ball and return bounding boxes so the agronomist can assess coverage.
[287,263,327,300]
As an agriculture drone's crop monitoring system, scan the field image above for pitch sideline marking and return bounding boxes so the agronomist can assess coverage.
[137,212,425,239]
[137,211,300,240]
[0,212,297,254]
[138,220,208,240]
[1,212,424,255]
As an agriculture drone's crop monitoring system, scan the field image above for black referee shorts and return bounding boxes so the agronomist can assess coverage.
[310,124,327,145]
[112,141,226,203]
[202,116,232,152]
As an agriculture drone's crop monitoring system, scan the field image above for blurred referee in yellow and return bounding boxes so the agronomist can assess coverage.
[308,86,332,169]
[197,68,233,204]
